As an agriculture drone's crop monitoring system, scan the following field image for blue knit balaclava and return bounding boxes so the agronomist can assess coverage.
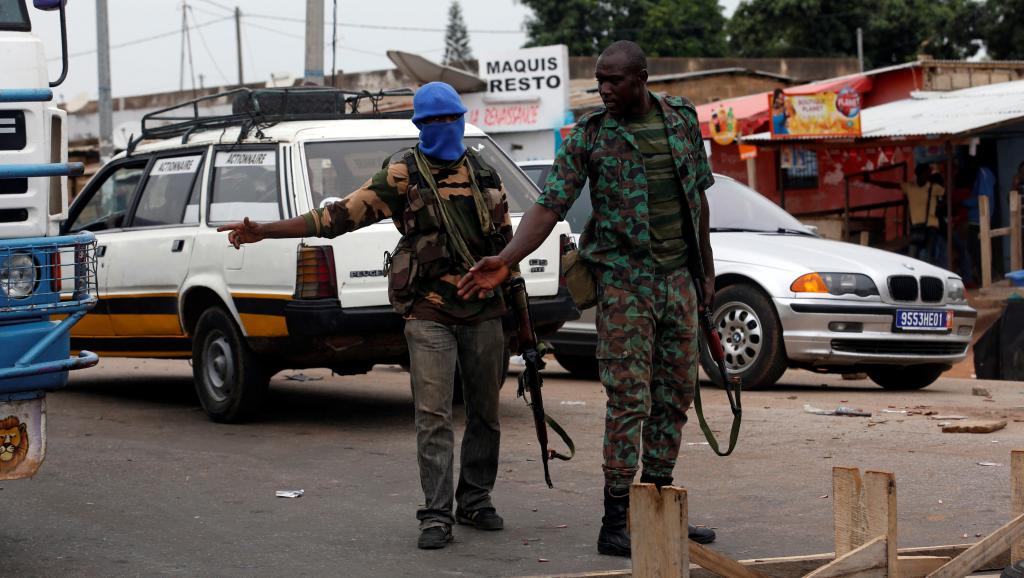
[412,82,468,162]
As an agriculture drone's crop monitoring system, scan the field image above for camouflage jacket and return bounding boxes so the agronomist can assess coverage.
[302,149,514,323]
[537,91,714,295]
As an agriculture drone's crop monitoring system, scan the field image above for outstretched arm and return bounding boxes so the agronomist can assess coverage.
[456,204,560,299]
[218,216,307,249]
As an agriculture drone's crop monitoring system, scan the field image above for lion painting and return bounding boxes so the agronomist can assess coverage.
[0,416,29,472]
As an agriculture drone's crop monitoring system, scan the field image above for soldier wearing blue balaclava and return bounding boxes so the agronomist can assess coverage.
[219,81,514,551]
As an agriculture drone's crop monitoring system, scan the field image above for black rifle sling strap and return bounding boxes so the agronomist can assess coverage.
[672,131,742,457]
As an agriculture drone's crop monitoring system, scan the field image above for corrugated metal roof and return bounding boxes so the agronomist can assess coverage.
[743,79,1024,143]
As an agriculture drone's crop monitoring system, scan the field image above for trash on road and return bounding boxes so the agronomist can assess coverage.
[687,442,710,446]
[275,489,305,498]
[929,415,968,420]
[285,373,322,382]
[972,387,991,396]
[804,404,872,417]
[560,400,586,406]
[977,462,1003,467]
[942,420,1007,434]
[881,409,907,414]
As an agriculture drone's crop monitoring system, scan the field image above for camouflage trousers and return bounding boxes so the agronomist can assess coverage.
[597,268,698,490]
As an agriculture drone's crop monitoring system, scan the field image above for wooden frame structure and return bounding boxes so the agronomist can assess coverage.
[980,191,1022,288]
[527,449,1024,578]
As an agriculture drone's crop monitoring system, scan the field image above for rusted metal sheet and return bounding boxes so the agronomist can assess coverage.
[0,396,47,480]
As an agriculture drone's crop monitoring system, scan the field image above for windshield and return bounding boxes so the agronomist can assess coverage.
[0,0,29,31]
[559,174,811,235]
[303,137,539,213]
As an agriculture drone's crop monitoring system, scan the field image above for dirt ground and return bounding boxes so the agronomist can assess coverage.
[1,357,1021,577]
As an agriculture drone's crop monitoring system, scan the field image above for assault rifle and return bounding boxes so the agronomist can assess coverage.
[506,277,575,488]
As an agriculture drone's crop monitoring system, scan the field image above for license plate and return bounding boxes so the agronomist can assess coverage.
[894,309,953,332]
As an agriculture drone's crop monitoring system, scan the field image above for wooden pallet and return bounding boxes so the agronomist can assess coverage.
[525,449,1024,578]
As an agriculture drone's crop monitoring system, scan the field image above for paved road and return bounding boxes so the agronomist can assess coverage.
[2,358,1021,577]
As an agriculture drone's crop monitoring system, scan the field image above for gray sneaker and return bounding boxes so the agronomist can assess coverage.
[456,507,504,531]
[417,524,453,549]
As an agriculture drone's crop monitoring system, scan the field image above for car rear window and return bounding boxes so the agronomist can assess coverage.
[208,150,281,223]
[131,155,203,227]
[304,137,537,214]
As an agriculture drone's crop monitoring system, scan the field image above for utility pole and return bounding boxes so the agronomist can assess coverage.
[304,0,324,85]
[857,27,864,72]
[235,6,243,86]
[96,0,113,161]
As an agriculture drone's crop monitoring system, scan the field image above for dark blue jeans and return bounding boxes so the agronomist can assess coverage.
[404,318,504,529]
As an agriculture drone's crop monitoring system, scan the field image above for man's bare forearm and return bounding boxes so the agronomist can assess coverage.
[261,216,309,239]
[497,204,561,266]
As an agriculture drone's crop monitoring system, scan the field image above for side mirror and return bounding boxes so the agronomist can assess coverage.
[803,224,820,235]
[33,0,64,11]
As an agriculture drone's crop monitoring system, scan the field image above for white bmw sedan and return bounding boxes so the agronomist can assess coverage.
[519,162,975,390]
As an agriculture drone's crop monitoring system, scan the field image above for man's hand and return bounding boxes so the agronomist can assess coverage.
[700,277,715,313]
[458,256,511,300]
[217,217,265,249]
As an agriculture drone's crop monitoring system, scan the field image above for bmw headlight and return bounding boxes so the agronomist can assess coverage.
[1,253,36,298]
[947,278,966,302]
[791,272,879,297]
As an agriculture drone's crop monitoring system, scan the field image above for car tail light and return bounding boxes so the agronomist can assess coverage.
[294,245,337,299]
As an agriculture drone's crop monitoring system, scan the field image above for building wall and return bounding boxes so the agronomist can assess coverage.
[489,130,558,163]
[655,75,791,106]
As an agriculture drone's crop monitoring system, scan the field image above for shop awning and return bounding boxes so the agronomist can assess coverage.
[742,79,1024,143]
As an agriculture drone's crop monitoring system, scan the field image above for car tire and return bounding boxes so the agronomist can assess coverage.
[553,352,599,380]
[700,283,788,389]
[192,307,270,423]
[866,365,945,390]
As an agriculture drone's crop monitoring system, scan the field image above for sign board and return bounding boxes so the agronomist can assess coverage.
[738,143,758,160]
[463,44,570,134]
[709,104,737,145]
[769,86,862,138]
[0,397,46,480]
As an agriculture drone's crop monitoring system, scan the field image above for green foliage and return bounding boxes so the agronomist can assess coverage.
[443,1,474,68]
[520,0,728,57]
[981,0,1024,59]
[726,0,982,67]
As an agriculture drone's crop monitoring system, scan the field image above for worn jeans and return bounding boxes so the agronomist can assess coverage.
[404,318,504,529]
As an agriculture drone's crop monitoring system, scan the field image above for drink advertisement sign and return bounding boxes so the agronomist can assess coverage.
[769,86,862,138]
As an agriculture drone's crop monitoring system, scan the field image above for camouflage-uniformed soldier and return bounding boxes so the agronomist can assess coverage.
[458,40,718,556]
[219,82,512,551]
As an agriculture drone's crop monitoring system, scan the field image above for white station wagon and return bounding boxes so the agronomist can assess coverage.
[63,88,577,422]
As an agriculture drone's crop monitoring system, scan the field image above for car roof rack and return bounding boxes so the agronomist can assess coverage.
[127,86,415,155]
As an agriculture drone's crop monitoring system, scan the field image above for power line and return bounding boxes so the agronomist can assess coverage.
[188,5,229,85]
[49,15,232,61]
[195,0,233,14]
[244,12,523,34]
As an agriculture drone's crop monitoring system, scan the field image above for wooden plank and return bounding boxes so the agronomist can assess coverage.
[630,483,664,578]
[895,556,949,577]
[865,471,898,577]
[834,467,866,556]
[663,486,689,578]
[981,195,992,288]
[990,227,1010,237]
[533,544,1008,578]
[926,513,1024,578]
[1013,450,1024,563]
[689,541,770,578]
[804,535,887,578]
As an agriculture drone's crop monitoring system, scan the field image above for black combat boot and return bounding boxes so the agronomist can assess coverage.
[639,473,717,545]
[597,485,631,556]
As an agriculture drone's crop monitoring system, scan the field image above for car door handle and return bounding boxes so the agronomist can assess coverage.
[171,239,185,252]
[96,245,107,257]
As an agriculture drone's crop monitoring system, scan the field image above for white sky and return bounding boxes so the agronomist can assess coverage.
[29,0,741,102]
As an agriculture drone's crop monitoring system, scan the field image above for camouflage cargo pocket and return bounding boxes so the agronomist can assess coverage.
[387,247,417,313]
[595,286,642,361]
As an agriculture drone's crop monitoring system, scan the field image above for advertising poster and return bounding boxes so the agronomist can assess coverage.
[769,86,862,138]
